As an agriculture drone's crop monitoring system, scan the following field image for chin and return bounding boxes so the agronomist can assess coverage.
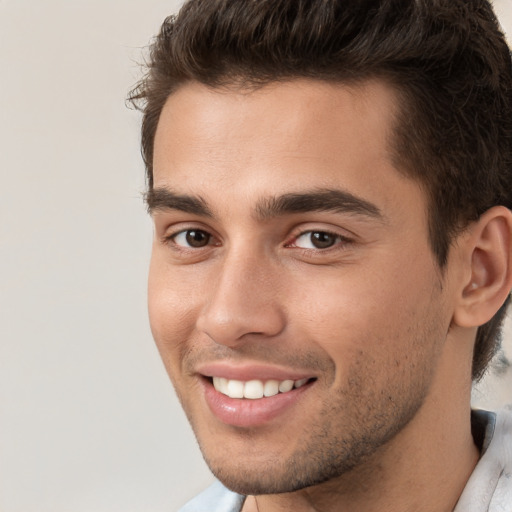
[197,423,400,496]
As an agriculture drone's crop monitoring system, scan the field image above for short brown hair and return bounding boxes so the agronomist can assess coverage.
[129,0,512,380]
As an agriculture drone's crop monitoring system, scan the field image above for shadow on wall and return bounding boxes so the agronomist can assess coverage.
[472,310,512,410]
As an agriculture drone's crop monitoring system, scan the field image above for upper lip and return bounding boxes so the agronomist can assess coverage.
[197,362,315,382]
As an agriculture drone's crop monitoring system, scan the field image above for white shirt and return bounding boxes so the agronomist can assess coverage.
[179,408,512,512]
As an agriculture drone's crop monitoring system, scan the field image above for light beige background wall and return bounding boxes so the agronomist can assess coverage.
[0,1,510,511]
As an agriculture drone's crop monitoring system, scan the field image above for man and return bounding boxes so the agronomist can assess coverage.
[130,0,512,510]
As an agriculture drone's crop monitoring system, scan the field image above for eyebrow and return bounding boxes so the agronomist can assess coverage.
[146,188,212,217]
[254,189,383,221]
[146,186,383,222]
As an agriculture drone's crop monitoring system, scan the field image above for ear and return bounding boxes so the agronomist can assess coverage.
[453,206,512,328]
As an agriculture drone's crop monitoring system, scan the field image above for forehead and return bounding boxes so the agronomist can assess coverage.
[152,79,423,220]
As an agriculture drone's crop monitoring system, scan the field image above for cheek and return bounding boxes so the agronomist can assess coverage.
[288,259,444,377]
[147,254,202,372]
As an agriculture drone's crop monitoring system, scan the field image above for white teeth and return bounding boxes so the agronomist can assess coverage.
[226,379,244,399]
[212,377,310,399]
[263,380,279,397]
[294,378,308,388]
[212,377,228,395]
[278,380,294,393]
[244,380,264,399]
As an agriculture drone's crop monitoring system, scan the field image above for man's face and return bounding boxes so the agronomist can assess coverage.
[149,80,456,494]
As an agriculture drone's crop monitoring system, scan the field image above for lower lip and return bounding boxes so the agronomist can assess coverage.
[202,379,313,428]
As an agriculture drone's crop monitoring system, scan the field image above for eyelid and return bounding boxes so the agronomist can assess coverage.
[172,229,210,248]
[160,223,220,249]
[286,225,355,248]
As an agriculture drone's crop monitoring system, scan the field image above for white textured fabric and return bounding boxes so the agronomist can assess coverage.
[454,408,512,512]
[178,480,244,512]
[178,408,512,512]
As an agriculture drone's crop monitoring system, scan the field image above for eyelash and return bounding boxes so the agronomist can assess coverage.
[163,227,352,254]
[286,230,352,251]
[163,228,218,250]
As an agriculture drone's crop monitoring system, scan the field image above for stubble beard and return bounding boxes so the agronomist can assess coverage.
[193,358,436,496]
[176,294,446,497]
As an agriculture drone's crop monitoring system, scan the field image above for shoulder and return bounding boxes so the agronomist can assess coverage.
[455,407,512,511]
[178,481,246,512]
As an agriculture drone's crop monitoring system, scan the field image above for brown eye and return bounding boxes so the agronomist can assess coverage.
[173,229,211,248]
[185,230,210,247]
[293,231,339,249]
[310,231,336,249]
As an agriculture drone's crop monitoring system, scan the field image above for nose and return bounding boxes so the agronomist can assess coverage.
[196,251,286,346]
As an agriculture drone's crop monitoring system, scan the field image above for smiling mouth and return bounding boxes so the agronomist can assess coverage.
[210,377,315,399]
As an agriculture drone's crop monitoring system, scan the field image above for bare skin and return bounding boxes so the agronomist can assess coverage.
[147,79,509,512]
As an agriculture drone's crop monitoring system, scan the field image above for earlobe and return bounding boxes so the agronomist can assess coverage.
[453,206,512,328]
